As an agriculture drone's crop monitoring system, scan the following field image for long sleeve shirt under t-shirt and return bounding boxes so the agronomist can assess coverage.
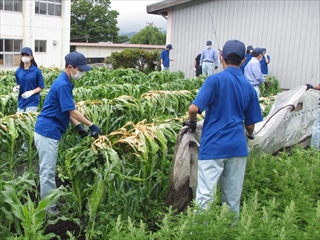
[244,57,265,86]
[200,48,218,67]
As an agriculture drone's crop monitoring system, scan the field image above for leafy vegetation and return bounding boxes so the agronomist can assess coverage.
[1,67,318,239]
[70,0,119,43]
[109,49,161,73]
[130,23,166,45]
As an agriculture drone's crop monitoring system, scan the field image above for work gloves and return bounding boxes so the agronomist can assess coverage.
[215,66,218,70]
[13,85,20,93]
[21,90,34,99]
[246,132,255,140]
[306,84,313,90]
[183,120,197,132]
[75,124,89,138]
[89,124,100,139]
[75,123,100,139]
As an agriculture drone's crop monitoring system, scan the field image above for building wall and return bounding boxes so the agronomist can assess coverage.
[0,0,70,69]
[166,0,319,89]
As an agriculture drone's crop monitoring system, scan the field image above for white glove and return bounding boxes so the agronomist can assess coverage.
[194,67,196,72]
[161,64,164,70]
[13,85,20,93]
[21,90,34,99]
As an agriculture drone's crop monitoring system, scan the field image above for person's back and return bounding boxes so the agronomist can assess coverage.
[196,66,258,158]
[184,39,262,214]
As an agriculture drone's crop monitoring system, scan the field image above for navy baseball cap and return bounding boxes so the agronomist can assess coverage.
[247,45,253,51]
[21,47,33,56]
[65,52,92,71]
[166,44,173,50]
[222,40,245,60]
[206,40,212,46]
[251,48,264,57]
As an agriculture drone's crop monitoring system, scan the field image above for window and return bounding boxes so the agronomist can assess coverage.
[35,0,61,16]
[0,0,22,12]
[35,40,46,53]
[0,39,22,67]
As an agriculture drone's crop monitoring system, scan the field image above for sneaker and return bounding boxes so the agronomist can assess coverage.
[46,206,60,215]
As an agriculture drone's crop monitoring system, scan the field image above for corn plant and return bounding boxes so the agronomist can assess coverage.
[15,112,38,172]
[108,120,180,207]
[140,90,194,119]
[0,117,19,174]
[64,136,121,217]
[0,172,36,233]
[2,185,69,239]
[0,93,18,116]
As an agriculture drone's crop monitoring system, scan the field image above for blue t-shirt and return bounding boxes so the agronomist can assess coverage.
[192,67,263,160]
[260,55,270,74]
[160,49,170,67]
[240,53,252,74]
[35,72,75,140]
[15,65,45,109]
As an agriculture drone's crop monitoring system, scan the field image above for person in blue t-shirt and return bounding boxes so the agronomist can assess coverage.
[13,47,45,151]
[240,45,253,74]
[14,47,45,112]
[34,52,101,215]
[160,44,174,71]
[183,40,263,214]
[260,48,270,76]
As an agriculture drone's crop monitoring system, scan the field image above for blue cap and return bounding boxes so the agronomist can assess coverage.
[251,48,264,57]
[65,52,92,71]
[166,44,173,50]
[206,40,212,46]
[21,47,33,56]
[222,39,245,60]
[247,45,253,51]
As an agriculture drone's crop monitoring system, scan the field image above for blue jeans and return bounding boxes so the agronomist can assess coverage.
[34,132,59,205]
[196,157,247,213]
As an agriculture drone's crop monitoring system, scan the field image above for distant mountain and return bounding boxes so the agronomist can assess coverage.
[119,32,137,38]
[119,29,166,38]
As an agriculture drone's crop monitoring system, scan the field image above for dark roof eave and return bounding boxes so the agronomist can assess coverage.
[147,0,193,16]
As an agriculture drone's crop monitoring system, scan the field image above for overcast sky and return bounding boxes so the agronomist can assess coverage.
[110,0,167,34]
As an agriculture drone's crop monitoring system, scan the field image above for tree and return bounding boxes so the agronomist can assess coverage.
[116,35,130,44]
[71,0,119,43]
[109,49,160,74]
[130,23,166,45]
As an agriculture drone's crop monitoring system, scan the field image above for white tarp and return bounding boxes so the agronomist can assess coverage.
[248,85,320,153]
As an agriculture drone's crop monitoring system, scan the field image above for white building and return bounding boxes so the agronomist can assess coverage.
[71,42,164,58]
[147,0,320,89]
[0,0,71,69]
